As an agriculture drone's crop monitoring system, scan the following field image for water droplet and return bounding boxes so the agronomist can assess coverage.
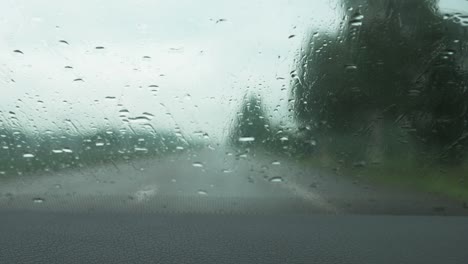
[129,116,151,123]
[444,49,455,56]
[290,70,297,78]
[134,147,148,153]
[119,109,130,115]
[33,198,44,203]
[271,161,281,165]
[345,65,358,71]
[222,169,232,173]
[269,177,284,183]
[353,14,364,20]
[238,137,255,142]
[176,146,184,150]
[95,142,105,147]
[142,112,154,119]
[193,131,206,137]
[238,153,248,158]
[350,13,364,26]
[23,153,35,158]
[192,162,204,168]
[62,148,73,153]
[197,190,208,195]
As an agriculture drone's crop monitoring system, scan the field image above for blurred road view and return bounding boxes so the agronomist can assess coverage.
[1,148,467,215]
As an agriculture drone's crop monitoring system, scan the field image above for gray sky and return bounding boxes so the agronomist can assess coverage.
[0,0,466,141]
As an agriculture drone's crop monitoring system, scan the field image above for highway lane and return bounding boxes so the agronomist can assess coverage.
[0,148,467,215]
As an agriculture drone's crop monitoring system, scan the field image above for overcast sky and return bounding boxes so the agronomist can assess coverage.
[0,0,466,141]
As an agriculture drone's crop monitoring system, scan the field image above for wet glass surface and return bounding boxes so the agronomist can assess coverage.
[1,0,468,215]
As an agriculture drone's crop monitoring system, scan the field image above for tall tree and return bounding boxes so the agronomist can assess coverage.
[229,94,271,149]
[292,0,468,163]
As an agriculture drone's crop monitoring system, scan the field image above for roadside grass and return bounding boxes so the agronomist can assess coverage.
[304,156,468,201]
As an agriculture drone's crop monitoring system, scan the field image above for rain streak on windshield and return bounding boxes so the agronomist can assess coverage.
[1,0,468,215]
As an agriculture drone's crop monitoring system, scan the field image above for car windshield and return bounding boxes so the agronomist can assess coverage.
[1,0,468,215]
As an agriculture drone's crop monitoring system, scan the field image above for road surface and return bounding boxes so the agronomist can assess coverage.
[0,148,467,215]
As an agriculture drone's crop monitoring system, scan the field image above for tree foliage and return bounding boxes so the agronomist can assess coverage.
[292,0,468,163]
[229,94,271,148]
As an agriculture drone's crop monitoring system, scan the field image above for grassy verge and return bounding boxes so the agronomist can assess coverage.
[305,157,468,201]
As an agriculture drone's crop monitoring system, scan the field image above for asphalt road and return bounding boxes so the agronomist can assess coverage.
[0,148,467,215]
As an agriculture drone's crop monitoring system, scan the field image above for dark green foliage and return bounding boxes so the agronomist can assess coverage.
[229,94,272,148]
[292,0,468,164]
[228,94,316,157]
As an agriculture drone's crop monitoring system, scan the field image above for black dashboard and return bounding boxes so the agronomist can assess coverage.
[1,210,467,264]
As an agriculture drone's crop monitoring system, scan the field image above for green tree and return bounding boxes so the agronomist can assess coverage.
[292,0,468,163]
[229,94,272,149]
